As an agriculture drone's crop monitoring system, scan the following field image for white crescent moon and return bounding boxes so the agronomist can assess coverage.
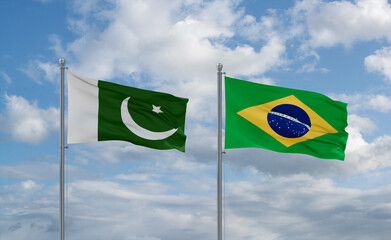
[120,97,177,140]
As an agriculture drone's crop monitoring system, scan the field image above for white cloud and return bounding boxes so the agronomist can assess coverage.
[115,173,157,181]
[289,0,391,77]
[69,141,178,164]
[333,93,391,113]
[2,170,391,240]
[324,113,391,175]
[297,61,329,73]
[0,162,66,180]
[347,114,376,135]
[238,13,280,42]
[344,115,391,174]
[295,0,391,48]
[4,180,43,196]
[19,60,58,83]
[368,94,391,113]
[0,70,12,83]
[0,94,59,144]
[365,46,391,83]
[224,174,391,240]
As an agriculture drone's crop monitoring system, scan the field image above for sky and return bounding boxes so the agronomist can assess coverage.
[1,0,391,239]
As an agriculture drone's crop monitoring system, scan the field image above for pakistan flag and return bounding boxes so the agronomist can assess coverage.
[68,72,188,152]
[225,77,348,160]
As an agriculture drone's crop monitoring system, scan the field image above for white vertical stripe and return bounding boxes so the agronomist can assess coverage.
[67,72,99,144]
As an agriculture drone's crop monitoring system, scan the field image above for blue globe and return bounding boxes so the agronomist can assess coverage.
[267,104,311,138]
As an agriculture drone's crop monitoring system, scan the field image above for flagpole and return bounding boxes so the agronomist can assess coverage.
[217,63,223,240]
[59,58,65,240]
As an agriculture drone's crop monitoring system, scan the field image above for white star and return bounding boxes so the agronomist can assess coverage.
[152,105,163,114]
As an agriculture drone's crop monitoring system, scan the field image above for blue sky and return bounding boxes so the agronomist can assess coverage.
[1,0,391,239]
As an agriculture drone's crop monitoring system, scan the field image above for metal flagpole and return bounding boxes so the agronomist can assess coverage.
[217,63,223,240]
[59,58,65,240]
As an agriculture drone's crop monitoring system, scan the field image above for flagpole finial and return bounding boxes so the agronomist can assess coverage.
[217,63,223,72]
[59,58,65,65]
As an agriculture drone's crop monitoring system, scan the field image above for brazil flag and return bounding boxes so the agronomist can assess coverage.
[225,77,348,160]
